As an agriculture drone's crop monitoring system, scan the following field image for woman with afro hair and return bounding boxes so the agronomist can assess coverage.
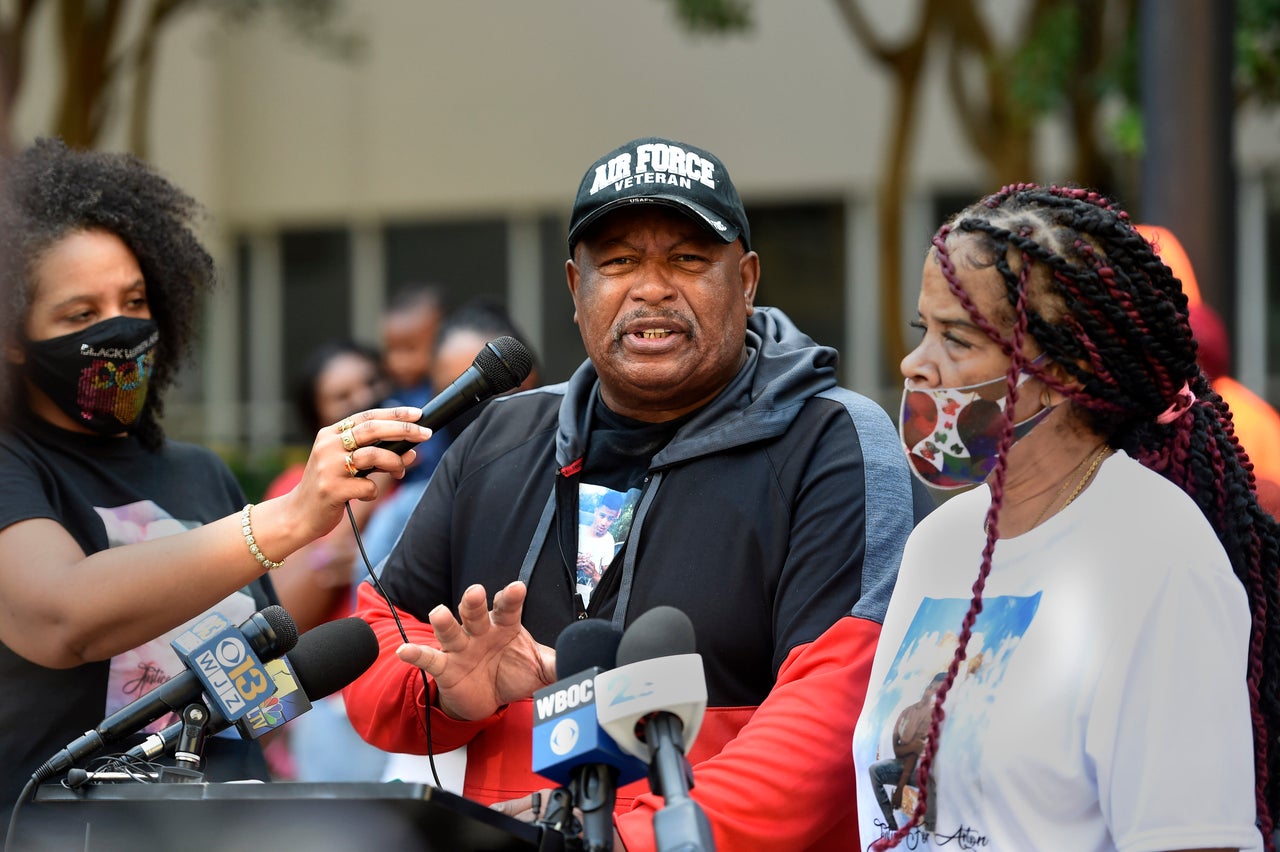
[854,184,1278,851]
[0,139,430,827]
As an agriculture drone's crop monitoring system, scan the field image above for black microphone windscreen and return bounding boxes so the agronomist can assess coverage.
[616,606,696,667]
[288,617,379,700]
[257,604,300,655]
[476,335,534,392]
[554,618,622,677]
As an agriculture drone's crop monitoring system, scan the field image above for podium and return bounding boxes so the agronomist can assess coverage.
[18,781,567,852]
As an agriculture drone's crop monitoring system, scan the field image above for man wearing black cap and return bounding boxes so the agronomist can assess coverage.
[346,136,922,851]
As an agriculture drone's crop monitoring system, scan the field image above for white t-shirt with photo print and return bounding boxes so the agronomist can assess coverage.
[853,451,1261,852]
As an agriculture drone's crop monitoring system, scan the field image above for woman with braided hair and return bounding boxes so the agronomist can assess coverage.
[853,184,1277,851]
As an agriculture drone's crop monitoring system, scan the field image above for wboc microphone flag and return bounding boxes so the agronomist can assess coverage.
[531,621,647,787]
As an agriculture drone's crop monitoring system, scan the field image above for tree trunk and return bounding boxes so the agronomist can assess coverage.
[941,0,1038,187]
[876,33,934,373]
[832,0,943,371]
[0,0,43,158]
[128,0,184,158]
[54,0,124,149]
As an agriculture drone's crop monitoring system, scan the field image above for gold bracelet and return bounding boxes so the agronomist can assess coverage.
[240,503,285,571]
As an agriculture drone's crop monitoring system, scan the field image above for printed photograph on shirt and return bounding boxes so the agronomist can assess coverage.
[575,482,640,605]
[97,499,259,733]
[855,593,1041,844]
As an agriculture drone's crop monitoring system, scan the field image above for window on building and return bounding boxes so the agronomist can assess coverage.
[280,229,352,442]
[383,220,509,312]
[747,201,847,368]
[539,216,584,383]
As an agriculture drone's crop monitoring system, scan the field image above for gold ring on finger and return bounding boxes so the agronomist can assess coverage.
[344,452,359,477]
[336,417,355,434]
[340,430,358,452]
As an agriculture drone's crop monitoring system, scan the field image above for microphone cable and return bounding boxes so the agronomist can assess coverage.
[341,333,534,793]
[4,777,37,852]
[346,501,446,792]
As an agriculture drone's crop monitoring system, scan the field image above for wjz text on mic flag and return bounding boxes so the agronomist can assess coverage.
[125,616,379,765]
[30,605,297,785]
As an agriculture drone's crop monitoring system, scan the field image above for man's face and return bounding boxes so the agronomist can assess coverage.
[592,504,620,535]
[566,206,759,422]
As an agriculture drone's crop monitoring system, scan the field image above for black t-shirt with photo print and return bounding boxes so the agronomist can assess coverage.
[573,398,695,607]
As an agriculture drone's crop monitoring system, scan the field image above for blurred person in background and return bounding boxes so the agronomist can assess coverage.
[262,337,395,782]
[425,297,542,439]
[358,296,542,576]
[360,296,542,575]
[266,338,390,632]
[1135,224,1280,518]
[380,282,449,484]
[381,282,446,410]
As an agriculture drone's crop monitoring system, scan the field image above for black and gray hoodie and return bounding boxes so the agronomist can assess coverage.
[348,306,922,845]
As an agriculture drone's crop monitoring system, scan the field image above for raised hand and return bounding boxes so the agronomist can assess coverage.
[396,581,556,721]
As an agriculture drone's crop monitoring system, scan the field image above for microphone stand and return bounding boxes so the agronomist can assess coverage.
[571,764,617,852]
[535,787,584,851]
[647,714,714,852]
[159,703,208,783]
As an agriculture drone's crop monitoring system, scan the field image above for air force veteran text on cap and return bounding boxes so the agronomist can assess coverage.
[568,137,751,253]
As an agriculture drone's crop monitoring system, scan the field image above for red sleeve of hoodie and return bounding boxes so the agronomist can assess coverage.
[615,615,879,852]
[343,580,502,754]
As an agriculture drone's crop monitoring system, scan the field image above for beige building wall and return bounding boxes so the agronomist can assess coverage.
[15,2,1053,221]
[11,1,1280,451]
[16,0,1279,257]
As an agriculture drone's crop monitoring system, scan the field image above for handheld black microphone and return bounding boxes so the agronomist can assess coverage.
[124,616,380,763]
[595,606,714,852]
[531,619,646,852]
[30,606,298,785]
[357,335,533,475]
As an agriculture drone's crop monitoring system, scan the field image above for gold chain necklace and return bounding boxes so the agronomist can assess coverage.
[1030,443,1111,529]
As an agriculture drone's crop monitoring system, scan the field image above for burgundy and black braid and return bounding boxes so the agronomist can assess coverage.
[878,183,1280,847]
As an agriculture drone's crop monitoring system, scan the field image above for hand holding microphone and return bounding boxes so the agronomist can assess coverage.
[257,338,531,551]
[263,336,533,569]
[355,335,534,473]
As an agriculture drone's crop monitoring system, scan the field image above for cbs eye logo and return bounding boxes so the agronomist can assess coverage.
[550,718,581,756]
[216,637,271,704]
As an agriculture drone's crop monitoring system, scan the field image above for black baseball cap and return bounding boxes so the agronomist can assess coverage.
[567,136,751,253]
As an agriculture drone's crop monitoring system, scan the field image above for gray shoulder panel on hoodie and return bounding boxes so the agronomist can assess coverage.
[817,385,913,624]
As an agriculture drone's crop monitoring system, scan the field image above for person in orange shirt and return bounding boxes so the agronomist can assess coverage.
[1135,224,1280,517]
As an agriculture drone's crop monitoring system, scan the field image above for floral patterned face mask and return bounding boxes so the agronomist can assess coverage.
[898,365,1052,491]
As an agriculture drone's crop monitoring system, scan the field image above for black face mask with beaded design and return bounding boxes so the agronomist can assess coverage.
[22,315,159,435]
